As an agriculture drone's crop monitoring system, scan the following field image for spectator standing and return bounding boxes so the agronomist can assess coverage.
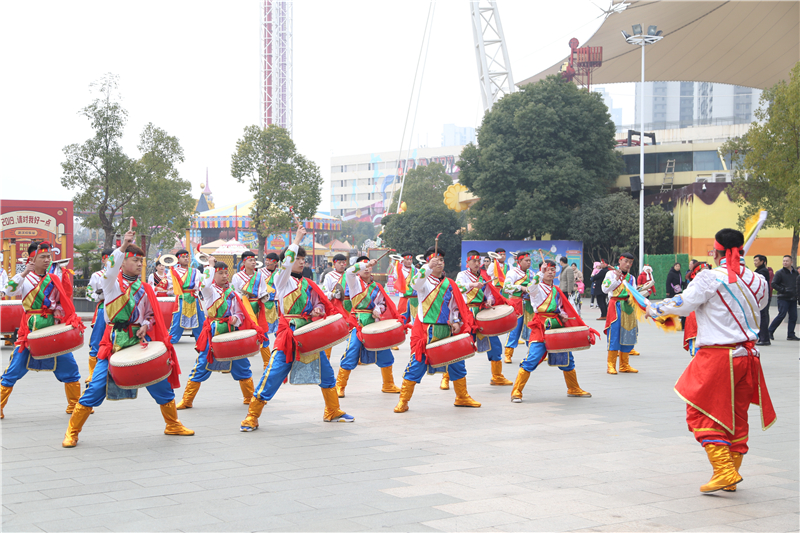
[768,255,799,341]
[302,258,314,280]
[589,262,601,308]
[321,261,333,284]
[666,262,683,298]
[753,255,771,346]
[559,257,574,295]
[591,259,610,320]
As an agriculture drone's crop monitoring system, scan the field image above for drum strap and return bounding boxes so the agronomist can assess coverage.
[27,308,54,316]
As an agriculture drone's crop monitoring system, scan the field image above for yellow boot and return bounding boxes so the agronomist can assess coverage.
[453,378,481,408]
[619,352,639,373]
[563,370,591,397]
[511,369,530,403]
[160,400,195,436]
[490,360,513,386]
[629,349,640,356]
[607,351,618,374]
[380,366,401,393]
[240,398,267,432]
[65,381,81,414]
[85,356,97,384]
[260,346,271,371]
[700,444,742,493]
[1,385,12,419]
[440,372,450,390]
[62,403,93,448]
[176,381,200,410]
[336,368,351,398]
[503,347,514,364]
[394,379,416,413]
[322,387,353,422]
[724,452,744,492]
[239,378,254,405]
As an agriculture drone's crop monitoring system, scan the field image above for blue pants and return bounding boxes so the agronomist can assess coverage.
[402,355,467,383]
[89,306,106,359]
[2,346,80,387]
[78,358,174,407]
[169,298,205,343]
[606,301,635,353]
[340,329,394,370]
[399,297,416,326]
[485,335,502,361]
[505,316,529,348]
[769,299,798,338]
[253,349,336,402]
[188,334,253,383]
[521,342,575,373]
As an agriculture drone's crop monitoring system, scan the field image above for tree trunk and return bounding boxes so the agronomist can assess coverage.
[792,228,799,269]
[258,234,266,262]
[103,222,114,250]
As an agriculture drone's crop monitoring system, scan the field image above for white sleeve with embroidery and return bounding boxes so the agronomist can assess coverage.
[454,271,470,294]
[601,269,621,294]
[651,270,720,318]
[411,265,429,292]
[102,249,124,296]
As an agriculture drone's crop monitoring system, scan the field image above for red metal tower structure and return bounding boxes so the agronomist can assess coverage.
[560,38,603,90]
[260,1,293,134]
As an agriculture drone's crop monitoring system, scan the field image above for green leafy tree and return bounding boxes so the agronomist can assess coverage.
[74,242,101,279]
[644,205,674,256]
[231,125,322,260]
[459,75,622,240]
[387,163,453,214]
[339,220,376,248]
[382,210,462,278]
[720,61,800,263]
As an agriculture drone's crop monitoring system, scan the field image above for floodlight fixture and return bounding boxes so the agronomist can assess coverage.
[647,25,658,35]
[632,24,642,35]
[621,30,631,39]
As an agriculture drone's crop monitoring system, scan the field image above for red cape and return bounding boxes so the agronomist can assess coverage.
[16,269,85,351]
[683,312,698,352]
[526,284,600,344]
[410,276,475,363]
[195,291,266,363]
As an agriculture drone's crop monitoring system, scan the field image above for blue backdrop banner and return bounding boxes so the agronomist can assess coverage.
[461,240,584,276]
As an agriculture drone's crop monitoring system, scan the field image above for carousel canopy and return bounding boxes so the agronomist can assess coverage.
[328,239,353,251]
[213,239,250,255]
[194,200,341,231]
[199,238,227,254]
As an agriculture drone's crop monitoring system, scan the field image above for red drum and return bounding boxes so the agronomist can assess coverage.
[157,297,175,328]
[361,318,406,351]
[293,315,350,355]
[212,330,259,361]
[474,304,517,337]
[425,333,476,368]
[0,301,24,335]
[544,326,592,353]
[109,341,171,389]
[26,324,84,359]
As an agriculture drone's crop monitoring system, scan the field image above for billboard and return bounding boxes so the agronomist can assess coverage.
[461,240,583,276]
[1,200,73,274]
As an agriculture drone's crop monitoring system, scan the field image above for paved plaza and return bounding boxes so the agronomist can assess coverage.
[2,305,798,532]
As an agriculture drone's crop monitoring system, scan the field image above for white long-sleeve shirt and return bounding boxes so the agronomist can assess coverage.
[320,269,345,300]
[199,269,243,327]
[6,263,66,313]
[102,249,154,327]
[345,263,385,314]
[0,268,8,296]
[650,260,768,355]
[411,265,459,324]
[274,244,324,316]
[88,270,106,303]
[503,267,529,299]
[147,272,173,295]
[455,269,495,306]
[231,269,269,299]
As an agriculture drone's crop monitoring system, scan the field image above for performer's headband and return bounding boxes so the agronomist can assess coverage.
[426,252,442,260]
[401,254,413,259]
[516,252,530,260]
[713,240,744,283]
[176,252,189,258]
[466,254,480,261]
[28,242,51,261]
[124,251,144,259]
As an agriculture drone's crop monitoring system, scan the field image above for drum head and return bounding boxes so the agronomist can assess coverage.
[426,333,472,349]
[362,319,402,334]
[476,305,514,320]
[294,315,342,335]
[157,297,174,303]
[26,324,74,339]
[110,341,167,367]
[213,330,256,342]
[0,300,22,306]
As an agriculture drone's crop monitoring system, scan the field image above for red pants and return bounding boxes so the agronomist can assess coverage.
[685,356,757,454]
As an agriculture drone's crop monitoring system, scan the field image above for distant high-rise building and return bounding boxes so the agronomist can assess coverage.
[442,124,476,147]
[594,87,623,131]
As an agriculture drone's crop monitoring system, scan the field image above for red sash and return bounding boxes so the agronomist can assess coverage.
[274,278,343,363]
[15,271,85,352]
[525,285,599,344]
[410,277,474,363]
[195,291,265,363]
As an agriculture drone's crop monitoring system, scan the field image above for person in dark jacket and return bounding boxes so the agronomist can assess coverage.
[768,255,799,341]
[591,259,611,320]
[666,262,683,298]
[753,255,772,346]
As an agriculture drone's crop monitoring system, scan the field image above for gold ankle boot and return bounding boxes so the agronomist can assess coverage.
[239,378,254,404]
[503,347,514,364]
[619,352,639,373]
[160,400,195,436]
[321,387,347,421]
[260,346,271,372]
[511,369,530,402]
[85,356,97,384]
[700,444,742,493]
[176,381,200,410]
[65,381,81,414]
[394,379,416,413]
[629,349,640,356]
[241,398,267,431]
[453,378,481,408]
[62,403,93,448]
[439,372,450,390]
[380,366,401,393]
[1,385,13,419]
[490,360,513,386]
[607,351,618,374]
[724,452,744,492]
[336,368,351,398]
[563,370,591,397]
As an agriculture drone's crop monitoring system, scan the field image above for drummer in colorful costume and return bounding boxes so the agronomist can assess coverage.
[393,252,419,325]
[240,225,353,431]
[647,229,775,493]
[1,242,84,419]
[601,252,639,374]
[62,231,192,447]
[85,248,113,383]
[177,256,260,409]
[321,253,348,357]
[394,246,481,413]
[148,260,173,297]
[232,251,278,371]
[487,247,508,293]
[511,260,594,402]
[502,252,532,364]
[168,249,205,343]
[335,256,402,398]
[455,250,513,388]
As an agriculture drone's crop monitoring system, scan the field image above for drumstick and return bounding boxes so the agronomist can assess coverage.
[434,233,442,256]
[288,206,303,230]
[374,248,396,263]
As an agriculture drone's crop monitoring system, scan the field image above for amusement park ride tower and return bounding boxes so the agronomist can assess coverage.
[260,0,293,134]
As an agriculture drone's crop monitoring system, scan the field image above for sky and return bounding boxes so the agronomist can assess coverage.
[0,0,635,213]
